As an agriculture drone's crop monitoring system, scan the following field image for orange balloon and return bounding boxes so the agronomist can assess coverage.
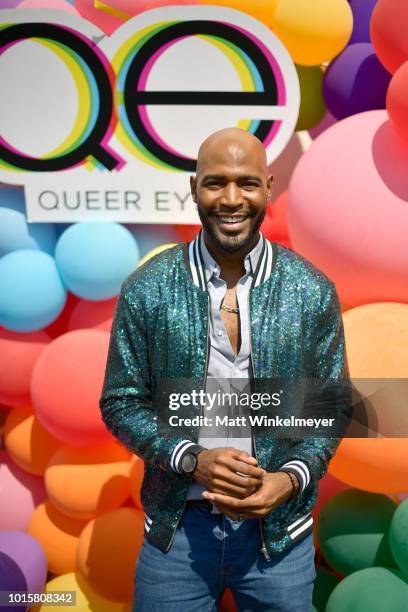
[27,500,88,575]
[45,442,131,520]
[329,303,408,493]
[4,407,62,476]
[198,0,279,27]
[129,455,144,510]
[77,507,144,602]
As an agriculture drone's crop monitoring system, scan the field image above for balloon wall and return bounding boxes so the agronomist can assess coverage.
[1,1,408,611]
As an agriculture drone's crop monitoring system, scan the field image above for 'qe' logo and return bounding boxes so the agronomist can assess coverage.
[0,8,299,174]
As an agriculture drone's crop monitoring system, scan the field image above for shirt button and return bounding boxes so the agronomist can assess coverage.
[217,330,223,336]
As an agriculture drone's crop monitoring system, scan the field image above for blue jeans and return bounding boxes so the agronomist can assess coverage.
[133,503,316,611]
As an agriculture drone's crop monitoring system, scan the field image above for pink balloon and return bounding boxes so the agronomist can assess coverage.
[31,330,113,446]
[0,450,47,531]
[19,0,79,11]
[0,330,50,407]
[288,110,408,306]
[387,60,408,143]
[67,298,116,332]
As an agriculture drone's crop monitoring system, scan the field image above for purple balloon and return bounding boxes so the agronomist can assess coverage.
[349,0,378,44]
[0,531,47,596]
[0,552,27,612]
[1,1,23,7]
[323,43,392,120]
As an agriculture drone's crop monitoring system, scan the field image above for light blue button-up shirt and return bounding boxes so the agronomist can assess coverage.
[187,231,265,500]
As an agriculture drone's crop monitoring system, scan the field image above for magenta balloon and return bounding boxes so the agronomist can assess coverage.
[0,552,27,612]
[0,450,47,531]
[323,43,391,120]
[288,110,408,306]
[0,531,47,595]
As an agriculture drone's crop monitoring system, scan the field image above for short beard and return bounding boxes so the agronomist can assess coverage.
[197,206,266,253]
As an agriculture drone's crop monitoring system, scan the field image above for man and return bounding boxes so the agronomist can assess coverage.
[99,128,351,611]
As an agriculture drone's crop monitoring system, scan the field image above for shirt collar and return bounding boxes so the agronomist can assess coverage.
[200,230,265,283]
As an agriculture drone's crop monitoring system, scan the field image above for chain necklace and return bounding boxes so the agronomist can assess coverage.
[220,299,240,314]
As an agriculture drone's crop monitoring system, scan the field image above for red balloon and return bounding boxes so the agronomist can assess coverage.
[44,292,80,338]
[313,473,350,520]
[0,329,50,406]
[174,224,202,242]
[265,191,290,241]
[371,0,408,74]
[31,330,113,446]
[387,60,408,142]
[68,298,117,333]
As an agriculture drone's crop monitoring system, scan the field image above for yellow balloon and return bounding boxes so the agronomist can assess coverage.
[271,0,353,66]
[198,0,279,27]
[32,572,131,612]
[138,243,177,267]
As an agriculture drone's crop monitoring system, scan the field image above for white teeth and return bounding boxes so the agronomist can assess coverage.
[218,216,247,224]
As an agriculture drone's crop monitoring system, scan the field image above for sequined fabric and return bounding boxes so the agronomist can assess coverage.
[99,241,350,556]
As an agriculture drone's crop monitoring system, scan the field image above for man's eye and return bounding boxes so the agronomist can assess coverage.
[206,182,222,188]
[242,183,258,189]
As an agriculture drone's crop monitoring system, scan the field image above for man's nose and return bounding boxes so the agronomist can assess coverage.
[220,182,242,206]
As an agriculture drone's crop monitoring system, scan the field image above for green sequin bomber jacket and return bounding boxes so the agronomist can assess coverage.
[99,232,351,560]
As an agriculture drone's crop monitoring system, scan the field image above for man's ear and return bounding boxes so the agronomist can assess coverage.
[190,175,198,203]
[266,174,274,201]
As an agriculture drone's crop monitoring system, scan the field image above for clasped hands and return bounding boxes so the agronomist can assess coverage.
[194,447,295,521]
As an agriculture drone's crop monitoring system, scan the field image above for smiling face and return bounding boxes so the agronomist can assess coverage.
[190,128,273,254]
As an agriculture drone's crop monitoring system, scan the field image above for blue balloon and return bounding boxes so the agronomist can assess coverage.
[0,250,66,332]
[55,222,140,300]
[0,208,57,257]
[0,185,25,213]
[125,223,179,257]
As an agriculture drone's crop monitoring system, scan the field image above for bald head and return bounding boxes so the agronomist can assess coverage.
[196,127,268,178]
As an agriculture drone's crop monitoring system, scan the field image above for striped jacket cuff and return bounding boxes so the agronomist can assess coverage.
[170,440,204,473]
[278,460,311,494]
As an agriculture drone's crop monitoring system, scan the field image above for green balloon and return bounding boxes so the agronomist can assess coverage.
[295,64,326,131]
[312,566,340,611]
[326,567,408,612]
[389,498,408,576]
[318,489,397,575]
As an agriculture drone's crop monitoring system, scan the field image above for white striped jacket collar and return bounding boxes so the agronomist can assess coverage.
[187,229,274,291]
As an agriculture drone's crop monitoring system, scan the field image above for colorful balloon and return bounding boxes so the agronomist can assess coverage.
[264,190,290,242]
[323,43,391,120]
[0,207,56,258]
[371,0,408,74]
[0,329,50,406]
[312,566,340,612]
[55,222,139,300]
[77,507,144,602]
[125,223,180,258]
[0,250,67,332]
[0,449,46,530]
[326,567,408,611]
[0,531,47,596]
[270,0,353,66]
[389,498,408,576]
[18,0,79,11]
[318,489,397,575]
[348,0,378,44]
[198,0,278,27]
[44,292,80,339]
[308,111,337,139]
[288,111,408,306]
[31,329,113,446]
[0,185,25,213]
[4,407,62,476]
[37,572,132,611]
[387,60,408,142]
[27,500,88,575]
[45,442,131,520]
[295,65,326,130]
[67,297,117,332]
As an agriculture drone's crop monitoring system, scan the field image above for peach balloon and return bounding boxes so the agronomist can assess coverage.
[198,0,279,27]
[45,442,131,520]
[0,449,46,530]
[129,454,144,510]
[27,500,88,575]
[4,407,62,476]
[0,329,50,406]
[67,298,117,333]
[34,572,131,612]
[77,507,144,602]
[288,111,408,306]
[31,330,113,446]
[328,303,408,493]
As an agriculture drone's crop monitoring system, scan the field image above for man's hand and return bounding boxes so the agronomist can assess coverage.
[194,447,266,499]
[201,471,298,519]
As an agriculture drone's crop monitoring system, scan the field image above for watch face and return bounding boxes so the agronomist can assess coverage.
[181,452,197,473]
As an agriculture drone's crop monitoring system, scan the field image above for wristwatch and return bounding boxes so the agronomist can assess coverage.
[180,445,206,474]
